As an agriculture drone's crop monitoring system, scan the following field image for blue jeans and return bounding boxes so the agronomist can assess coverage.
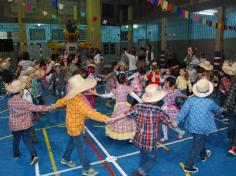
[138,149,158,176]
[12,128,37,157]
[63,135,90,171]
[185,134,207,168]
[228,111,236,147]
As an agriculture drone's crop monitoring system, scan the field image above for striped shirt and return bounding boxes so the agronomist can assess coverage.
[126,103,169,152]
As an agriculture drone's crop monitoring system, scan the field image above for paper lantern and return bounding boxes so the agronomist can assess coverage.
[58,3,64,10]
[25,2,32,10]
[102,19,107,25]
[51,14,57,19]
[42,10,48,16]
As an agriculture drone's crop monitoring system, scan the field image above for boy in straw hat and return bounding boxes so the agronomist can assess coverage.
[110,84,170,176]
[5,79,53,165]
[175,79,221,173]
[52,74,111,176]
[222,62,236,156]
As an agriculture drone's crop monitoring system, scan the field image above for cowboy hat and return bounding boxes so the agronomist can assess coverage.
[54,63,61,67]
[24,66,36,76]
[87,63,96,68]
[18,75,32,85]
[4,80,26,94]
[142,85,167,103]
[199,61,213,71]
[0,58,11,69]
[49,61,56,67]
[222,61,236,76]
[117,61,127,69]
[192,79,214,97]
[66,74,97,99]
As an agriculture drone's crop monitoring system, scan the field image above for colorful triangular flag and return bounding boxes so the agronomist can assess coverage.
[162,0,168,11]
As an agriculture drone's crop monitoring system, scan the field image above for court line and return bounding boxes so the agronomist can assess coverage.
[42,128,58,176]
[214,117,229,125]
[35,162,40,176]
[85,126,128,176]
[180,163,191,176]
[84,135,116,176]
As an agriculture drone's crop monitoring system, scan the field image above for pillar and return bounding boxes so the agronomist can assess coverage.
[214,6,225,71]
[86,0,101,49]
[160,17,167,67]
[127,6,133,49]
[17,0,27,51]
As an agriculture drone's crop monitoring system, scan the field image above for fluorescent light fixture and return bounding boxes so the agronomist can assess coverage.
[37,24,41,27]
[196,9,217,16]
[125,25,129,28]
[133,24,138,29]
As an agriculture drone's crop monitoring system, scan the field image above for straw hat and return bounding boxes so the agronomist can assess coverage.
[4,80,26,94]
[0,58,11,69]
[66,74,97,99]
[117,61,127,69]
[18,75,32,86]
[142,85,167,103]
[24,66,36,76]
[49,61,56,67]
[87,63,96,68]
[222,61,236,76]
[199,61,213,71]
[55,63,61,67]
[192,79,214,97]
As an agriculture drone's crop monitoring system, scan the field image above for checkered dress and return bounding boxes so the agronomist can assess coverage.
[126,104,169,152]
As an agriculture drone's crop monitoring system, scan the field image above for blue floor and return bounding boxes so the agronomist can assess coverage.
[0,87,236,176]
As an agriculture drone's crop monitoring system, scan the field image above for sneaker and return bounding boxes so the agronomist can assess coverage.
[61,158,76,168]
[13,154,20,160]
[132,171,142,176]
[183,166,199,173]
[228,147,236,156]
[82,168,98,176]
[177,131,185,140]
[201,150,212,161]
[30,156,38,165]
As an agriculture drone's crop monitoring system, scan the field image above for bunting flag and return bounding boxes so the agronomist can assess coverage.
[51,0,58,8]
[146,0,236,31]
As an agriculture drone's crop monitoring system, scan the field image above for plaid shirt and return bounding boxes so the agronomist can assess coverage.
[126,103,169,152]
[224,77,236,114]
[53,94,109,136]
[8,95,49,131]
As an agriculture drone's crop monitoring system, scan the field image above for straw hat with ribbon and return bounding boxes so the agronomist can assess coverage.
[199,61,213,71]
[24,66,36,76]
[66,74,97,99]
[4,80,26,94]
[192,79,214,97]
[142,85,167,103]
[222,61,236,76]
[117,61,127,69]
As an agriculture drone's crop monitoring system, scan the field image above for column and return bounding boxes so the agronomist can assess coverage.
[86,0,101,49]
[127,6,133,49]
[214,6,225,71]
[160,17,167,66]
[17,0,27,51]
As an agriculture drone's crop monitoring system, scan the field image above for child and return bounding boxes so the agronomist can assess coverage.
[176,67,192,95]
[52,74,111,176]
[31,69,45,105]
[218,68,231,106]
[110,85,170,176]
[96,73,143,140]
[175,79,221,173]
[50,63,66,98]
[5,79,53,165]
[222,61,236,155]
[160,77,187,142]
[145,60,161,86]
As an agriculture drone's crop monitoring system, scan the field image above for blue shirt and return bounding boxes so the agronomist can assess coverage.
[176,96,221,134]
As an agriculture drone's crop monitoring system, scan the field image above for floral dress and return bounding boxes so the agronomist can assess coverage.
[162,89,186,119]
[106,85,136,140]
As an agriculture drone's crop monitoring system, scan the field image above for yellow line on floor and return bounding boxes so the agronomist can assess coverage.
[180,163,191,176]
[157,141,170,151]
[43,128,59,176]
[0,123,66,141]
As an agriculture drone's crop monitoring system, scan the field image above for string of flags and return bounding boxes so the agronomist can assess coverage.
[146,0,236,31]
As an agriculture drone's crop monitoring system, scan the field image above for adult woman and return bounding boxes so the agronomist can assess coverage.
[184,47,200,83]
[16,52,33,76]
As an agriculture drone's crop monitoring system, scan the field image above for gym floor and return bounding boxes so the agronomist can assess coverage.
[0,86,236,176]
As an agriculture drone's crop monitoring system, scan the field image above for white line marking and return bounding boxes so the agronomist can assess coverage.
[41,160,105,176]
[35,162,40,176]
[214,117,229,124]
[85,126,128,176]
[0,116,8,119]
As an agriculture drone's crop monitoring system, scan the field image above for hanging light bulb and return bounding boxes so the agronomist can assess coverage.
[58,3,64,10]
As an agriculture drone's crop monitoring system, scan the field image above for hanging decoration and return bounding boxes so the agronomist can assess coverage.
[58,3,64,10]
[42,10,48,16]
[93,16,97,21]
[25,2,32,10]
[146,0,236,31]
[51,0,58,9]
[51,14,57,19]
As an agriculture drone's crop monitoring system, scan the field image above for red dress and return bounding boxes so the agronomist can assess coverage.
[146,71,161,86]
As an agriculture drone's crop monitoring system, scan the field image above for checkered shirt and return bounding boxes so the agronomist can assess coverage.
[126,103,169,152]
[224,77,236,113]
[8,95,48,131]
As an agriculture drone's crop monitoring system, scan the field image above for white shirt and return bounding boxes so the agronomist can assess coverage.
[125,52,138,71]
[94,54,101,65]
[22,89,33,103]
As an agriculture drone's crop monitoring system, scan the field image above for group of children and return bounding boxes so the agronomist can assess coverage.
[1,49,236,176]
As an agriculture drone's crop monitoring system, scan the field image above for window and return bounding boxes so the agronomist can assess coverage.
[102,3,114,18]
[103,43,116,55]
[121,31,128,41]
[51,29,64,40]
[29,29,46,41]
